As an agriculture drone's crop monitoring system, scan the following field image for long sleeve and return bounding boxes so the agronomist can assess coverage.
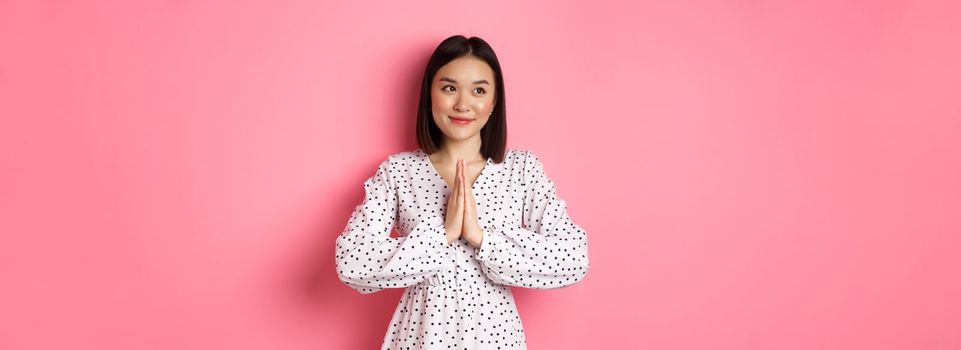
[474,150,590,289]
[335,156,455,294]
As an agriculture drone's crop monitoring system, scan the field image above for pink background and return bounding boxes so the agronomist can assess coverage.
[2,0,960,349]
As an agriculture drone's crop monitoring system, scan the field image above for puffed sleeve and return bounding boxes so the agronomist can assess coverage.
[335,156,455,294]
[474,150,590,289]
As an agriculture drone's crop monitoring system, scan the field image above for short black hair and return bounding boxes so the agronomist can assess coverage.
[416,35,507,163]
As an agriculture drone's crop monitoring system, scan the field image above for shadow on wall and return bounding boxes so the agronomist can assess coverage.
[284,172,406,350]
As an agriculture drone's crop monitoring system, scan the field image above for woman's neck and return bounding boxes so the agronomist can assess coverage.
[434,135,485,163]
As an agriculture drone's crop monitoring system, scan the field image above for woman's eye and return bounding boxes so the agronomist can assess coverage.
[442,85,454,92]
[474,88,486,94]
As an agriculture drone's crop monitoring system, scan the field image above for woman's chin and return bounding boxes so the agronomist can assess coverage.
[444,129,478,140]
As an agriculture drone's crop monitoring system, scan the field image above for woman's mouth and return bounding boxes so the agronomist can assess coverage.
[449,116,473,125]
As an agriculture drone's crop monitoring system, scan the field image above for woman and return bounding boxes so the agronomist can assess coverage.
[335,35,590,349]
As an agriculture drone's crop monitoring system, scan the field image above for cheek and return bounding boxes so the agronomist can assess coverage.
[477,97,494,110]
[431,92,451,107]
[469,102,486,112]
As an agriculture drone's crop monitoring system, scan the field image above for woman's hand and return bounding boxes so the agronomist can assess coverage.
[460,159,484,248]
[443,159,465,244]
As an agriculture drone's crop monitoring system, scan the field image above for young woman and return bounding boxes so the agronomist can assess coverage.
[335,35,590,349]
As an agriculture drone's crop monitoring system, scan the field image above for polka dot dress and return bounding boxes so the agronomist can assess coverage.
[335,148,590,349]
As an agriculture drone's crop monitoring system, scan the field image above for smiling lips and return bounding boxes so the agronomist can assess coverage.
[449,116,473,125]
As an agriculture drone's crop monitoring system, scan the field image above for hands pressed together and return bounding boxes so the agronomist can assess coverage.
[443,159,484,248]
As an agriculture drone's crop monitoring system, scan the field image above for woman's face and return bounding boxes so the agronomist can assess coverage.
[430,56,497,142]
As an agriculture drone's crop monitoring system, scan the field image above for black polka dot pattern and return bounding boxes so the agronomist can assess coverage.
[335,148,590,349]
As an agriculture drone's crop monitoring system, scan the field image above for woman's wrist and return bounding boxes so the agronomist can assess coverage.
[466,228,484,248]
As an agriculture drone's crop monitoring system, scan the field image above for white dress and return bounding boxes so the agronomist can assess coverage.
[335,148,590,349]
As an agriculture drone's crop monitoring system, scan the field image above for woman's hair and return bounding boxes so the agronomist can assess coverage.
[416,35,507,163]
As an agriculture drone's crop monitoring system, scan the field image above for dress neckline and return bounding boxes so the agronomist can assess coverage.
[418,149,492,191]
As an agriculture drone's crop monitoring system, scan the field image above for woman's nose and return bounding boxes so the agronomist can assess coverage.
[453,94,472,112]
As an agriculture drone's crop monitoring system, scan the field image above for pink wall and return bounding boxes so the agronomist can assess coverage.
[2,0,960,349]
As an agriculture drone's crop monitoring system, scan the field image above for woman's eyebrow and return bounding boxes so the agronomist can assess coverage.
[439,77,490,85]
